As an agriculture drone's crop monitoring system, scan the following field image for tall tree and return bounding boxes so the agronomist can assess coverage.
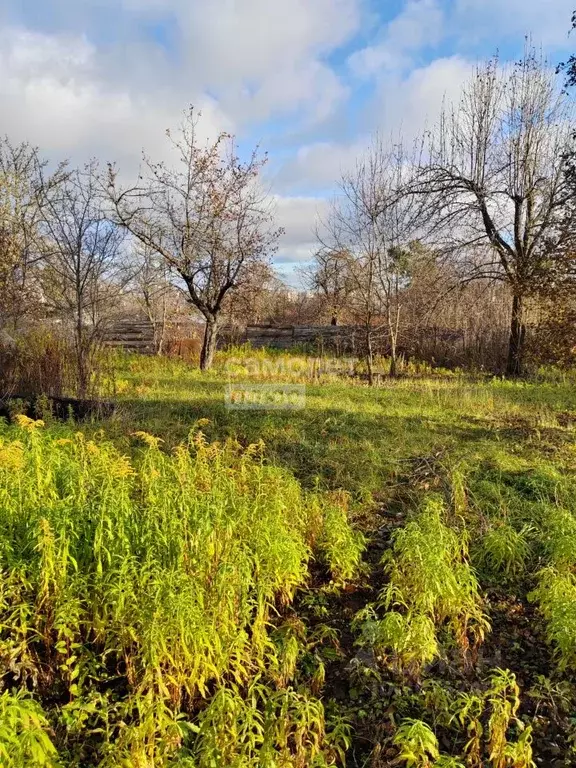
[37,162,126,397]
[317,137,421,380]
[108,108,281,370]
[414,50,576,376]
[310,247,355,326]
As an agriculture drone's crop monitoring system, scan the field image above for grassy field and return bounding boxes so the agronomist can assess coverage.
[1,349,576,766]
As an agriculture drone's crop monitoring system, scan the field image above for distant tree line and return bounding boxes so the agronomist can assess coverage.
[1,43,576,396]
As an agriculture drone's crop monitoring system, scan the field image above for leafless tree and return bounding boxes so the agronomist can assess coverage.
[318,137,422,381]
[108,108,281,370]
[309,247,355,326]
[131,238,175,355]
[413,49,576,375]
[221,261,287,327]
[37,162,127,397]
[0,139,66,331]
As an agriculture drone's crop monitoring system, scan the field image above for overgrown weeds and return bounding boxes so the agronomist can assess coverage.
[355,495,489,678]
[3,349,576,765]
[0,418,363,765]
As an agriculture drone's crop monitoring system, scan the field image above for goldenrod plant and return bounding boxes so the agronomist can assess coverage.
[393,719,440,768]
[356,496,489,677]
[393,670,535,768]
[0,420,362,765]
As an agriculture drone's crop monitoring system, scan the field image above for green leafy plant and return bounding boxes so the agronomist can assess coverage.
[450,670,534,768]
[0,690,60,767]
[357,496,489,677]
[487,669,522,768]
[0,421,363,765]
[502,726,536,768]
[474,524,533,578]
[393,719,439,768]
[542,507,576,568]
[530,568,576,670]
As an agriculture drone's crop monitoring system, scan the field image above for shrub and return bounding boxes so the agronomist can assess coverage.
[0,328,115,401]
[355,497,488,678]
[541,507,576,568]
[314,490,366,584]
[394,670,534,768]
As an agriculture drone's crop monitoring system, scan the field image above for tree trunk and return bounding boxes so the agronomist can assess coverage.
[388,306,400,379]
[366,328,374,386]
[506,293,526,377]
[75,314,89,399]
[157,295,168,356]
[153,316,166,356]
[389,347,397,378]
[200,317,219,371]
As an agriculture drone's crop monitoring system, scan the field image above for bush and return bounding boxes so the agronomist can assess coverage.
[0,329,114,400]
[473,523,533,579]
[530,569,576,671]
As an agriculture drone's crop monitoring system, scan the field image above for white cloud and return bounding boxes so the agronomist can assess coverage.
[0,0,363,165]
[183,0,360,82]
[274,140,365,193]
[275,56,473,194]
[24,0,361,129]
[454,0,573,48]
[178,0,360,126]
[276,243,318,265]
[371,55,473,141]
[0,26,231,172]
[274,195,329,245]
[273,195,328,276]
[348,0,445,78]
[221,60,350,127]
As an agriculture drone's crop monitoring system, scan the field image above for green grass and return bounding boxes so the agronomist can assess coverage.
[2,348,576,766]
[106,351,576,501]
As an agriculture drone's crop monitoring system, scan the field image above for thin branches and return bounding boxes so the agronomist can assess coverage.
[108,108,281,369]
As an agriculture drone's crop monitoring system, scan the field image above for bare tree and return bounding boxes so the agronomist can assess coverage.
[108,108,281,370]
[414,49,576,375]
[0,139,66,331]
[309,247,355,326]
[37,162,126,397]
[221,261,287,327]
[131,238,175,355]
[318,137,421,381]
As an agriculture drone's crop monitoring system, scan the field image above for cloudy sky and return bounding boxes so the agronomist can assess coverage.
[1,0,574,284]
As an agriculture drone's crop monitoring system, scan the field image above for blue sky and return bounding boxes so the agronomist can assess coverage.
[0,0,574,283]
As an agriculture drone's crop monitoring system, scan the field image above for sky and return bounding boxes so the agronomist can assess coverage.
[0,0,574,285]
